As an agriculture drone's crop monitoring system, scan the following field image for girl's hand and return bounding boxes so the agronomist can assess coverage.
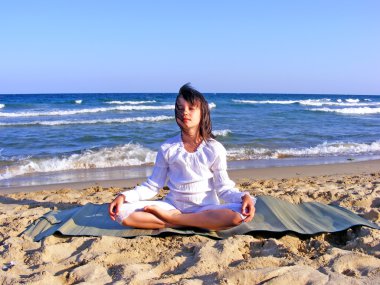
[241,193,255,223]
[108,194,126,221]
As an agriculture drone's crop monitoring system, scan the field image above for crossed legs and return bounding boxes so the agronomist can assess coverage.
[118,200,244,231]
[144,205,243,231]
[121,210,177,229]
[121,206,242,231]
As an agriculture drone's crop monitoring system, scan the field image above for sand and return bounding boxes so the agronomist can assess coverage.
[0,161,379,284]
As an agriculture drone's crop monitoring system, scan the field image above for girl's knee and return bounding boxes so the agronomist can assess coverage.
[121,212,167,228]
[120,216,133,227]
[231,212,244,226]
[120,213,141,227]
[116,211,135,226]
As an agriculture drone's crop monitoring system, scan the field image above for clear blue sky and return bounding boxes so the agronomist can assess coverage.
[1,1,379,94]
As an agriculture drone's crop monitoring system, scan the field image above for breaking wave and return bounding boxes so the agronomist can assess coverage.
[0,115,174,126]
[0,105,174,118]
[0,144,157,180]
[232,99,298,105]
[213,129,232,137]
[0,103,216,118]
[227,141,380,160]
[106,100,157,105]
[233,98,379,107]
[310,107,380,115]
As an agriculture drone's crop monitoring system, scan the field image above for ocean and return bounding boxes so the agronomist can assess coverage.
[1,93,380,188]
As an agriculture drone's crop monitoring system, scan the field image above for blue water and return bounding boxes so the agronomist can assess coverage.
[1,93,379,187]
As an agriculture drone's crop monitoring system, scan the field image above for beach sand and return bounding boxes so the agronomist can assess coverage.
[0,160,379,284]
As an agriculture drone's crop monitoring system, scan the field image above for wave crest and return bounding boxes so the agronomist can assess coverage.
[227,141,380,160]
[233,98,380,107]
[0,115,174,126]
[0,102,216,118]
[213,129,232,136]
[0,105,174,118]
[0,144,157,180]
[233,99,298,104]
[311,107,380,115]
[106,100,157,105]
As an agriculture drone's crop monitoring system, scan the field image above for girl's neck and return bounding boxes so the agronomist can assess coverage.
[181,130,201,144]
[181,131,203,153]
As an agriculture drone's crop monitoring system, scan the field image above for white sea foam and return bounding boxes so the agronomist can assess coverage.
[233,98,379,107]
[106,100,157,105]
[0,104,4,109]
[117,105,175,111]
[213,129,232,136]
[297,99,332,106]
[0,102,216,118]
[0,115,174,126]
[299,99,380,107]
[232,99,298,104]
[311,107,380,114]
[0,144,157,180]
[75,100,82,104]
[227,147,273,160]
[0,105,175,118]
[226,141,380,160]
[300,101,373,107]
[209,102,216,109]
[346,99,360,103]
[274,141,380,158]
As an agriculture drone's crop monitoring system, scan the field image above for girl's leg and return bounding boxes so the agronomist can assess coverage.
[122,211,178,229]
[144,206,243,231]
[117,200,179,229]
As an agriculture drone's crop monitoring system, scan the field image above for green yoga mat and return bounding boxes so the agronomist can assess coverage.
[23,196,379,241]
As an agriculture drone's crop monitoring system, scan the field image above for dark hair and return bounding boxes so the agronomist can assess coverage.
[175,83,215,140]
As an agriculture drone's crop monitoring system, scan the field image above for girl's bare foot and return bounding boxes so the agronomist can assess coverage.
[143,205,181,223]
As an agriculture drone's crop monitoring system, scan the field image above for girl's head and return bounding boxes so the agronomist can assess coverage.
[175,83,215,140]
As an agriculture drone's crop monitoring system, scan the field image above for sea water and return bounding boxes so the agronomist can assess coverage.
[1,93,379,188]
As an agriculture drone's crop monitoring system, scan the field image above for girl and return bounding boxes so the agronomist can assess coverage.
[109,84,255,231]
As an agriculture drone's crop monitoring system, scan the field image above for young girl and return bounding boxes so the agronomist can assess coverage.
[109,84,256,231]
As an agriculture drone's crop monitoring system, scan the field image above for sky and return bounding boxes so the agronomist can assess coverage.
[1,1,379,95]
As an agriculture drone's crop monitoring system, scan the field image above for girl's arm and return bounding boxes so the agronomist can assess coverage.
[109,149,168,220]
[211,145,252,203]
[211,148,256,222]
[119,148,168,202]
[211,145,256,222]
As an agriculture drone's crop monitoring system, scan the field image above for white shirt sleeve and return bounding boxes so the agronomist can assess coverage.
[120,148,168,202]
[211,144,245,203]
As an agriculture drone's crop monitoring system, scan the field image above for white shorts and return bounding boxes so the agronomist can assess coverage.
[115,199,249,225]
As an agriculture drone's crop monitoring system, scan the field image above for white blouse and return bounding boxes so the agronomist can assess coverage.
[121,134,245,212]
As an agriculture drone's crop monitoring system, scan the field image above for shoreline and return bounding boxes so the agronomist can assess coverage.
[1,158,379,194]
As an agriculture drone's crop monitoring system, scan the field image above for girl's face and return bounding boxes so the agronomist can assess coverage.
[176,96,201,131]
